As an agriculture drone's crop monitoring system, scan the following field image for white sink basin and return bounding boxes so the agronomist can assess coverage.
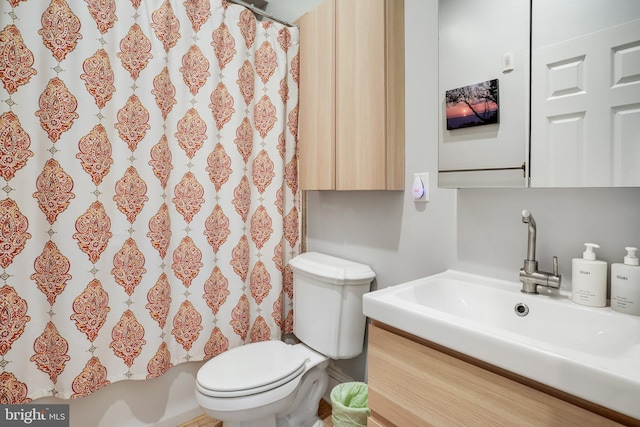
[363,270,640,420]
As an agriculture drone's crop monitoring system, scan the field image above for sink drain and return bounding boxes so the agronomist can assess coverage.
[514,302,529,317]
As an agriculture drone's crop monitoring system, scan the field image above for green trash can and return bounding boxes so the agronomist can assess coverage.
[330,382,370,427]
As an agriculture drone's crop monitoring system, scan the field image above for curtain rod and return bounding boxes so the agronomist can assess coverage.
[226,0,298,28]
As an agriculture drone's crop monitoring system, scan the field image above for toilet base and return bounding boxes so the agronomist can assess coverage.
[197,362,329,427]
[277,362,328,427]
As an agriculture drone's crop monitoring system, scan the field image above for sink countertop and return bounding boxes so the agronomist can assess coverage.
[363,269,640,420]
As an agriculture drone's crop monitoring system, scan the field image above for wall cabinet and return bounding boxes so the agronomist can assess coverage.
[367,322,635,427]
[298,0,404,191]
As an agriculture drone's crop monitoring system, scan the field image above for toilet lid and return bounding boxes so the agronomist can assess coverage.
[197,340,307,397]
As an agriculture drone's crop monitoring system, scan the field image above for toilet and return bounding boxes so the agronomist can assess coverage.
[195,252,375,427]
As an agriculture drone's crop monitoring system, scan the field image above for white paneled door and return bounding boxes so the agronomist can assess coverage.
[531,19,640,187]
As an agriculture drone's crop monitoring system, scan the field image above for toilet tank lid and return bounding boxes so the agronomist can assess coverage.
[289,252,375,285]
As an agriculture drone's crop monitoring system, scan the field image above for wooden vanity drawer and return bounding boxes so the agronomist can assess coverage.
[367,323,624,426]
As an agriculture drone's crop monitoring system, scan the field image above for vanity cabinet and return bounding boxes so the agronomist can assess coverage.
[367,322,632,426]
[297,0,404,191]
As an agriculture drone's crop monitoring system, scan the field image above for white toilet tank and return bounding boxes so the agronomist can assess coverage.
[289,252,375,360]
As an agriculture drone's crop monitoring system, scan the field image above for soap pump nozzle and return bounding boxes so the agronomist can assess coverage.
[624,247,639,266]
[583,243,599,261]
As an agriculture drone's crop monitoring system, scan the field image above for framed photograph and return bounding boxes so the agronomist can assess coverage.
[445,79,500,130]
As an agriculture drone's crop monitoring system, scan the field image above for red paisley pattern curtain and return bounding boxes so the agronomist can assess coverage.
[0,0,300,401]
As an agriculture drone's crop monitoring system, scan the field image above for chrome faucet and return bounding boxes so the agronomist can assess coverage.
[519,210,561,294]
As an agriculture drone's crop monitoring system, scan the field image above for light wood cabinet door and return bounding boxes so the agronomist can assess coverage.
[298,0,404,191]
[298,0,335,190]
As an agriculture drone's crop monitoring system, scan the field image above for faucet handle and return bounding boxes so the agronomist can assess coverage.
[553,256,559,276]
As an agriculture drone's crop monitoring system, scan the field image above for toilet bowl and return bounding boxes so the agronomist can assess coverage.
[195,252,375,427]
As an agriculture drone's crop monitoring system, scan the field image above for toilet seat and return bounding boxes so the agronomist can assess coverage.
[196,340,307,398]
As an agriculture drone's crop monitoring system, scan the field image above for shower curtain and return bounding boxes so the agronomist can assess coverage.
[0,0,300,401]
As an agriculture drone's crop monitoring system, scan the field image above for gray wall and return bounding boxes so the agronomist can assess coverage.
[266,0,324,21]
[457,188,640,291]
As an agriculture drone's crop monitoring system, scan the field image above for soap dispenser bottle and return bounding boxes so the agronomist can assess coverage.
[611,247,640,315]
[571,243,607,307]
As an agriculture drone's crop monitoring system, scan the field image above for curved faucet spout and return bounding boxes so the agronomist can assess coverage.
[519,209,561,294]
[521,209,536,262]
